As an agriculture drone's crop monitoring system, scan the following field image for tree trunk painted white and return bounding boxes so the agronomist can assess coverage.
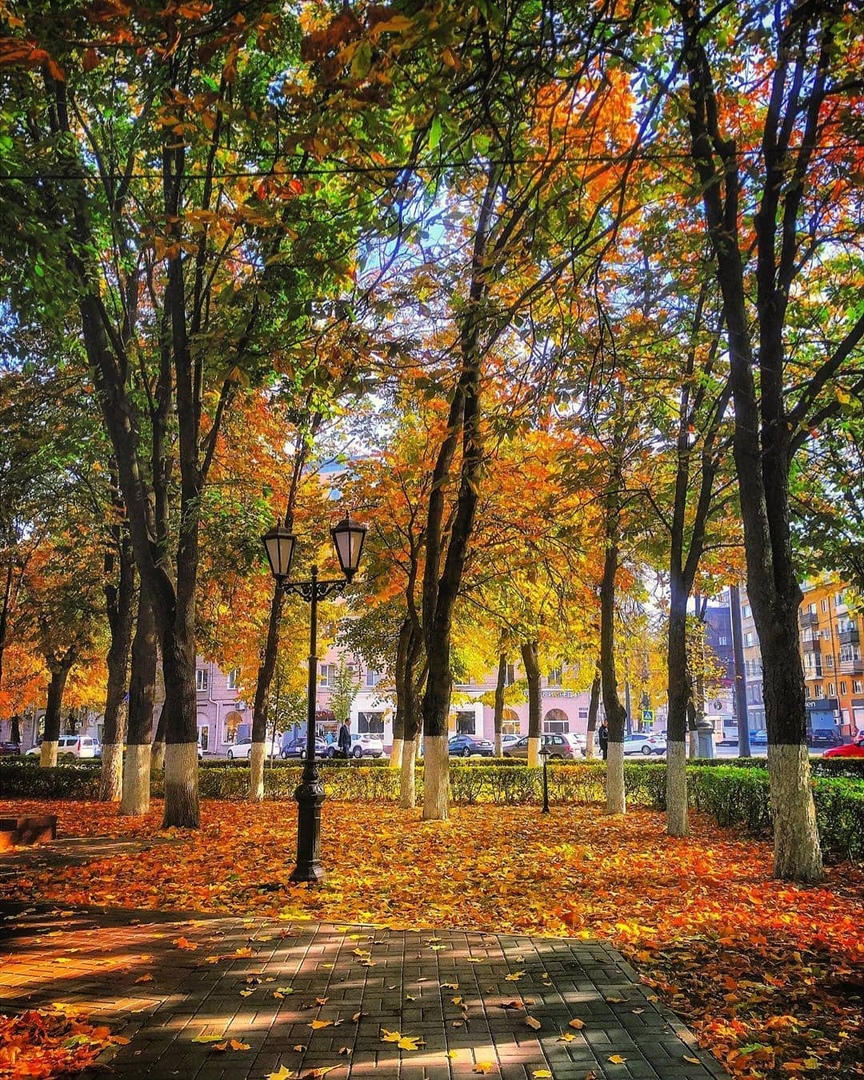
[151,741,165,773]
[584,731,595,759]
[665,740,688,836]
[163,743,199,828]
[249,744,266,802]
[120,744,151,816]
[527,735,541,768]
[40,741,58,768]
[422,735,449,821]
[98,743,124,801]
[768,743,823,883]
[390,738,404,769]
[399,737,416,808]
[606,742,626,815]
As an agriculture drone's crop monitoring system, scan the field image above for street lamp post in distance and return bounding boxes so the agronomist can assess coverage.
[261,514,367,883]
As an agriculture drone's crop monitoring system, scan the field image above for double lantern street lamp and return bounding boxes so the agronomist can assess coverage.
[262,514,367,884]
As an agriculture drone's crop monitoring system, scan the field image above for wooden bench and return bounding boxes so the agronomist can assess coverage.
[0,815,58,851]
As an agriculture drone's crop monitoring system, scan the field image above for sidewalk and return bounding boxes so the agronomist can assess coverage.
[0,841,727,1080]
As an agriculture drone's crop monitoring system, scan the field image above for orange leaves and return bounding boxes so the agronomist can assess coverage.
[0,1007,118,1078]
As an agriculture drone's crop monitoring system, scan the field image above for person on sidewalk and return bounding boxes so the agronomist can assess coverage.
[337,721,351,759]
[598,719,609,761]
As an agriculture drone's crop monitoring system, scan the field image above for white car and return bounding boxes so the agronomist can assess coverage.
[223,738,280,760]
[346,734,385,759]
[621,733,666,756]
[26,735,101,758]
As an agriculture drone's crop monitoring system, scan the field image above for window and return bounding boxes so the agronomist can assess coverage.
[578,709,588,720]
[814,685,822,698]
[547,666,562,686]
[544,719,569,733]
[318,663,337,687]
[840,681,848,695]
[809,603,817,615]
[821,598,828,612]
[825,655,834,668]
[742,604,751,619]
[226,669,238,690]
[854,680,863,694]
[365,669,382,689]
[357,711,384,734]
[745,632,754,647]
[195,668,209,692]
[835,591,845,607]
[455,712,476,734]
[717,636,728,646]
[828,683,835,696]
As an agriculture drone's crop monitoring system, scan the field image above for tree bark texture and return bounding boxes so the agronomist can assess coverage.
[584,665,601,759]
[599,476,627,815]
[522,641,541,767]
[99,508,135,802]
[493,652,507,757]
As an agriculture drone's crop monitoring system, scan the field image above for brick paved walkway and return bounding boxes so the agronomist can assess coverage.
[0,841,727,1080]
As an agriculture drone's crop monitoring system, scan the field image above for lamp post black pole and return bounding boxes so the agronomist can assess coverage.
[541,748,550,814]
[289,565,326,883]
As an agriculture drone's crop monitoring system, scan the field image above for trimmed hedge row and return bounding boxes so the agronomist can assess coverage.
[2,759,861,863]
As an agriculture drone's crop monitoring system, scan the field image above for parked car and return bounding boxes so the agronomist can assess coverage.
[750,730,769,746]
[52,735,101,759]
[0,740,21,756]
[822,732,864,758]
[504,733,584,759]
[345,734,385,759]
[621,733,666,756]
[808,728,840,747]
[501,733,521,748]
[224,738,280,760]
[281,734,328,760]
[448,733,495,757]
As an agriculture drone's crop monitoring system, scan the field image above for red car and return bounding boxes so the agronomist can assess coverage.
[822,733,864,758]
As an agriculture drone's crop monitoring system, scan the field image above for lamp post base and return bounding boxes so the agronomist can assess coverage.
[290,780,327,883]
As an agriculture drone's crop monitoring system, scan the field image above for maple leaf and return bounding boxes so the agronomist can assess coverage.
[266,1068,292,1080]
[608,1054,627,1064]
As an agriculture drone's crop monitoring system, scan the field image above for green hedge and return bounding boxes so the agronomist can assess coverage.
[2,758,862,864]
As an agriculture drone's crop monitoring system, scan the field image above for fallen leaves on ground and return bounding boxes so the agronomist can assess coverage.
[1,798,863,1079]
[0,1006,118,1078]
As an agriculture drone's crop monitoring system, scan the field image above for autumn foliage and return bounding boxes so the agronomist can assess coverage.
[1,797,862,1079]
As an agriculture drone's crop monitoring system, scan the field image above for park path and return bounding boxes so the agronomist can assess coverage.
[0,838,727,1079]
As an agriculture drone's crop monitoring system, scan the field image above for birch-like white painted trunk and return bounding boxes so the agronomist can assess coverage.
[40,741,58,767]
[606,742,626,815]
[120,744,151,816]
[768,743,823,883]
[399,737,416,809]
[98,744,124,801]
[584,731,596,760]
[665,740,688,836]
[249,744,266,802]
[422,735,449,821]
[390,738,404,769]
[163,743,199,828]
[527,735,541,768]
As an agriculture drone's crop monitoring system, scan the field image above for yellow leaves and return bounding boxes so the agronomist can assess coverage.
[473,1064,496,1075]
[608,1053,627,1064]
[212,1038,250,1052]
[380,1029,423,1051]
[524,1016,542,1031]
[308,1019,332,1030]
[266,1067,293,1080]
[532,1071,553,1078]
[192,1029,225,1043]
[504,971,525,982]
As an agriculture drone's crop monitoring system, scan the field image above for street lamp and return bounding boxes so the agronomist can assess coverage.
[261,514,367,883]
[539,742,550,814]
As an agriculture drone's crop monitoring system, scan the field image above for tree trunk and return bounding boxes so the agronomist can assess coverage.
[249,586,285,802]
[400,737,417,809]
[522,641,541,767]
[666,578,689,836]
[99,512,135,802]
[161,629,200,827]
[493,652,507,757]
[584,664,601,759]
[599,480,627,815]
[122,592,158,816]
[151,705,167,775]
[39,655,75,768]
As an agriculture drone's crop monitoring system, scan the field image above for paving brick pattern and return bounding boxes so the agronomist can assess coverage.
[0,899,727,1080]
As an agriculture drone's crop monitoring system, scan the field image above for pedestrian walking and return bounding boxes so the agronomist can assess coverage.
[598,719,609,761]
[337,720,351,759]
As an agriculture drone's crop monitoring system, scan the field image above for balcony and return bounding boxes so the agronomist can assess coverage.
[839,626,860,645]
[799,611,819,628]
[803,665,823,680]
[839,658,864,676]
[802,637,821,653]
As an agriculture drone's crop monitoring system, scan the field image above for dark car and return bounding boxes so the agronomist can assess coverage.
[280,734,328,760]
[808,728,840,747]
[0,740,21,756]
[448,734,495,757]
[504,733,584,760]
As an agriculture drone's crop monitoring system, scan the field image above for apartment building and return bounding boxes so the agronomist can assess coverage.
[799,578,863,737]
